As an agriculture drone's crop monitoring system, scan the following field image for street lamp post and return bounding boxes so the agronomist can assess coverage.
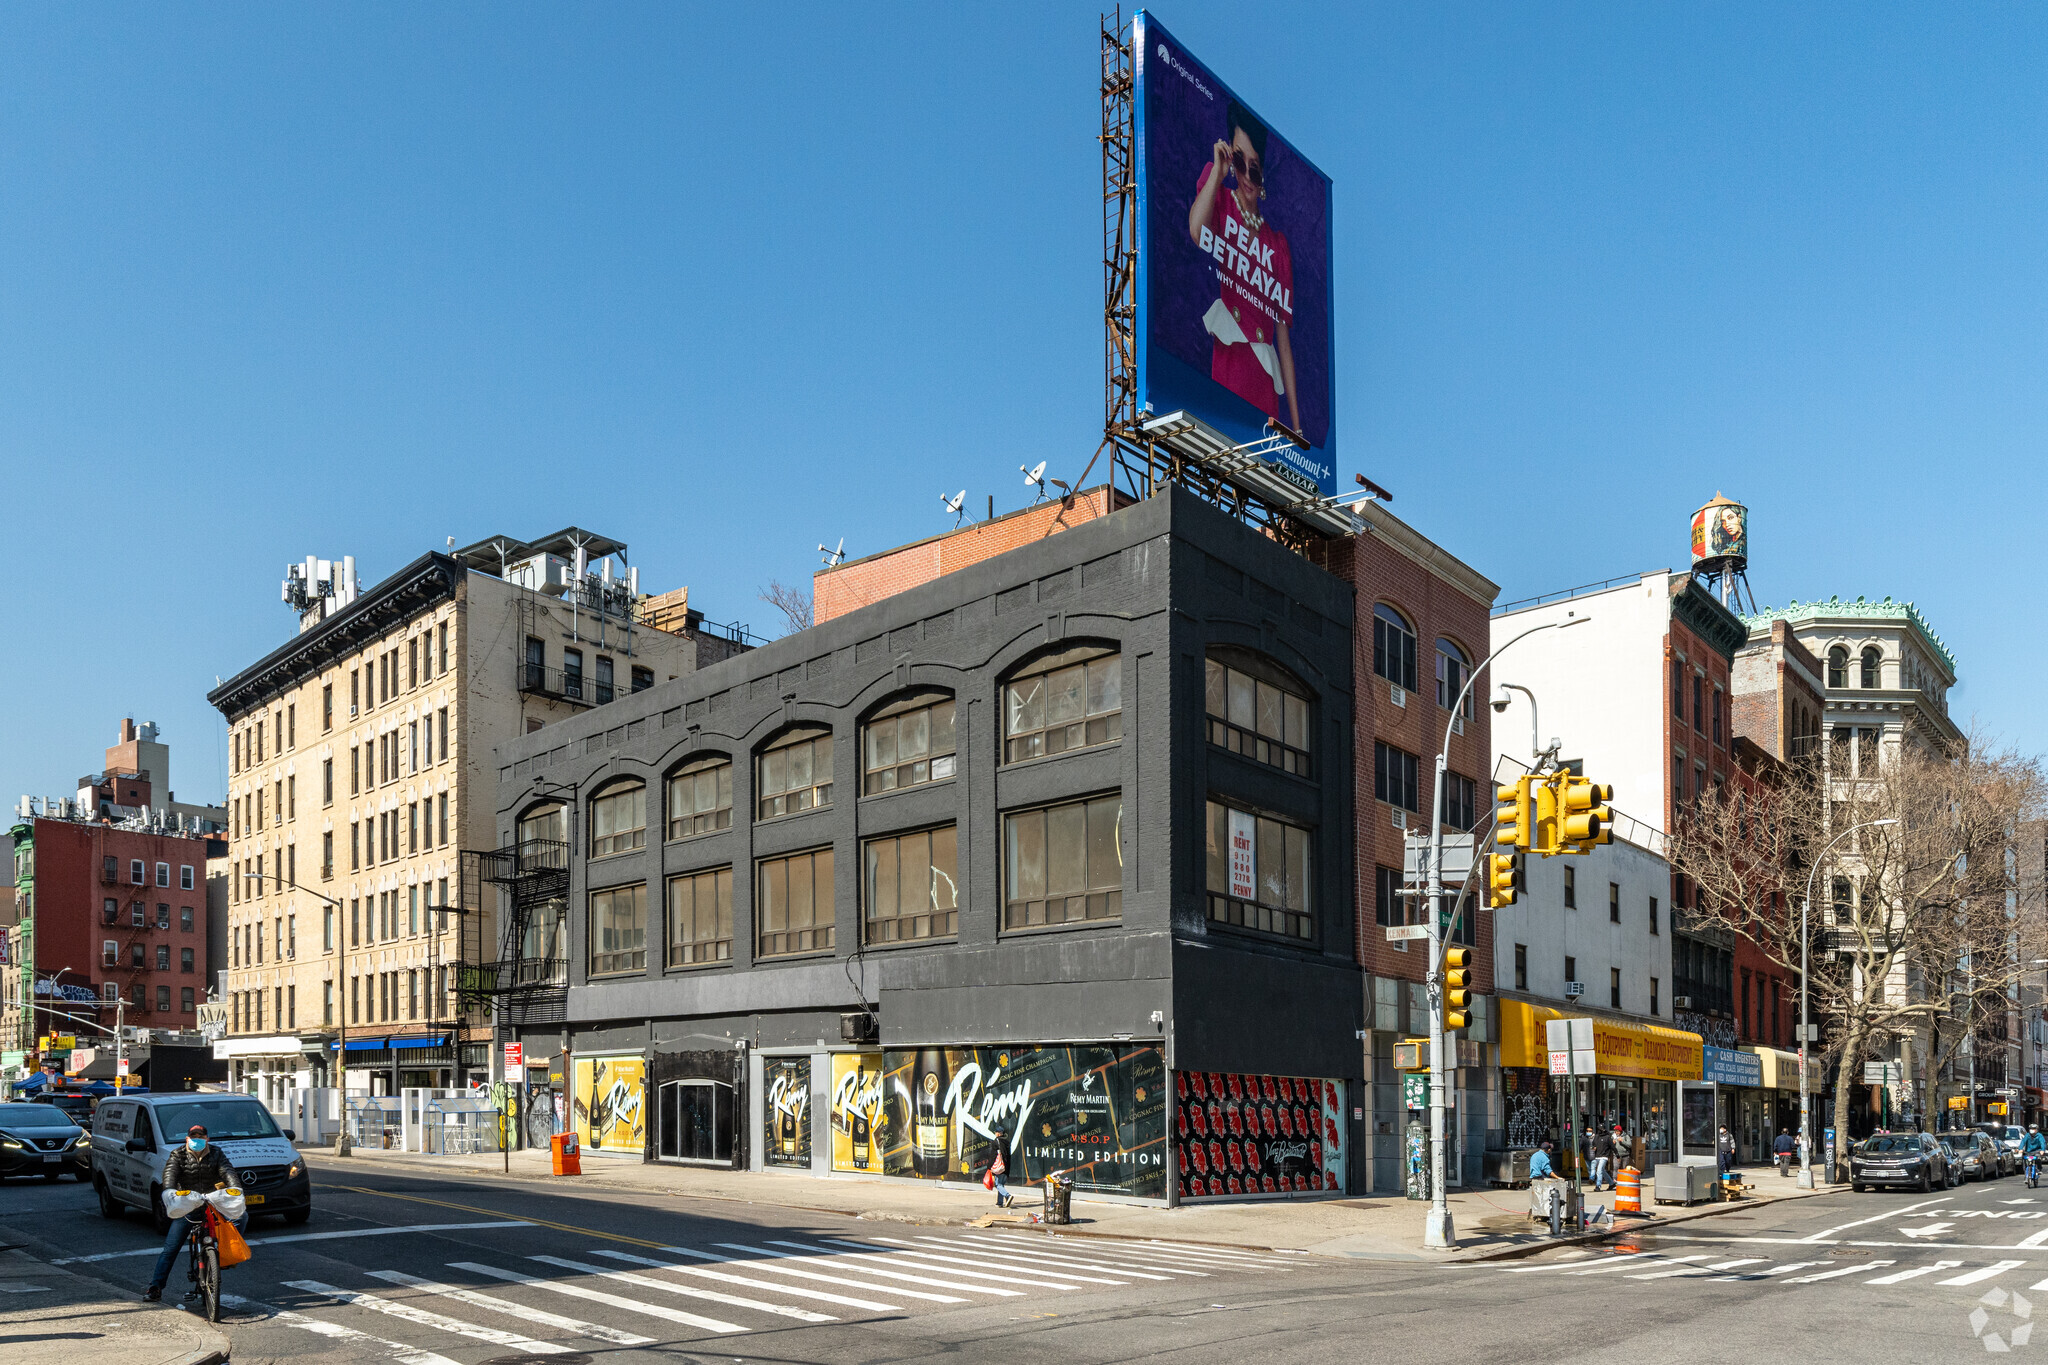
[1799,816,1899,1189]
[1422,613,1589,1250]
[242,872,351,1154]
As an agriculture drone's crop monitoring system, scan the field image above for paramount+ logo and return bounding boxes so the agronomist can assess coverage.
[1154,42,1213,100]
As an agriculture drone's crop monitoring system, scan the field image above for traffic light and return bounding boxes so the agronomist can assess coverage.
[1495,778,1531,851]
[1486,852,1519,908]
[1533,772,1561,855]
[1443,947,1473,1031]
[1559,776,1614,849]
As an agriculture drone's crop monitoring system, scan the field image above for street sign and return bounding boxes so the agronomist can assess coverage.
[1384,925,1429,942]
[1863,1061,1901,1084]
[1798,1024,1821,1041]
[116,1057,129,1077]
[1549,1050,1568,1075]
[504,1042,523,1071]
[1949,1096,1970,1110]
[1402,1073,1429,1111]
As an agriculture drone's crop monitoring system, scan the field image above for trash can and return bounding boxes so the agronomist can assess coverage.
[551,1131,581,1177]
[1043,1173,1073,1225]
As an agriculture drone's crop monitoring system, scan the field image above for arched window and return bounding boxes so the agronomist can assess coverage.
[667,756,733,839]
[1860,647,1881,689]
[589,781,647,857]
[1827,646,1848,689]
[1373,605,1417,691]
[1204,650,1312,776]
[516,804,567,870]
[1436,639,1472,717]
[757,727,833,819]
[862,691,957,794]
[1002,646,1121,763]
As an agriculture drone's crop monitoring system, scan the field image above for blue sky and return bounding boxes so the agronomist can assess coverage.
[4,3,2043,808]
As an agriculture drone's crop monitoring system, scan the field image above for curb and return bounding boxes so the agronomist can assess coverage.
[0,1231,234,1364]
[1454,1183,1837,1262]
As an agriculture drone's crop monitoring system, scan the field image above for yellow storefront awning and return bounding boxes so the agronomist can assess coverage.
[1500,999,1704,1082]
[1741,1046,1809,1091]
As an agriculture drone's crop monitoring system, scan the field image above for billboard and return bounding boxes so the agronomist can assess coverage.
[830,1053,887,1173]
[572,1054,647,1155]
[878,1044,1167,1197]
[1134,12,1335,496]
[763,1056,812,1168]
[1174,1070,1345,1199]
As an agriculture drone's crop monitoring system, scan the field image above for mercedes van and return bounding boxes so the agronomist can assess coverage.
[91,1093,310,1230]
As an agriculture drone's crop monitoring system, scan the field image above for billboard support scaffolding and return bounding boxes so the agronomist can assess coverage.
[1092,10,1357,555]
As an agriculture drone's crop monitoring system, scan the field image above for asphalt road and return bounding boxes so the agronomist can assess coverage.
[7,1157,2046,1363]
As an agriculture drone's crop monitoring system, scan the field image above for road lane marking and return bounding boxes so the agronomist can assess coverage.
[592,1249,902,1312]
[221,1293,461,1365]
[450,1261,748,1335]
[325,1185,679,1251]
[830,1237,1113,1287]
[1803,1196,1950,1243]
[672,1246,967,1303]
[1866,1261,1963,1285]
[2019,1230,2048,1248]
[1504,1252,1658,1274]
[1788,1262,1892,1283]
[283,1279,574,1354]
[1938,1261,2028,1286]
[712,1243,1019,1296]
[528,1254,836,1324]
[1065,1240,1297,1269]
[1711,1262,1823,1281]
[366,1270,657,1345]
[910,1235,1178,1281]
[972,1233,1216,1276]
[49,1221,534,1264]
[1627,1258,1762,1280]
[1574,1255,1706,1277]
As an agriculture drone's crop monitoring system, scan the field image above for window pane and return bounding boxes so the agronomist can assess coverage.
[1205,659,1227,718]
[1206,801,1228,894]
[867,838,896,919]
[1046,802,1086,895]
[789,854,815,929]
[865,717,896,773]
[1007,811,1045,901]
[1284,694,1308,750]
[900,833,931,914]
[762,748,785,794]
[787,740,812,790]
[900,708,929,761]
[1228,668,1255,728]
[1257,681,1283,740]
[1006,678,1043,737]
[930,701,955,755]
[1285,826,1311,912]
[1088,656,1121,714]
[1256,818,1286,908]
[1046,664,1085,725]
[1088,797,1122,892]
[930,826,958,910]
[760,861,786,933]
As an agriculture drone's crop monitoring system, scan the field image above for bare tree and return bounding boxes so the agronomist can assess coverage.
[1668,732,2046,1179]
[760,579,813,636]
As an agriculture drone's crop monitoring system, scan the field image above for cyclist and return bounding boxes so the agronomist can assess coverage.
[144,1123,235,1302]
[2024,1125,2047,1187]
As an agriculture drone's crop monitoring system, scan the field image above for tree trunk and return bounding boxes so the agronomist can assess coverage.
[1831,1019,1867,1182]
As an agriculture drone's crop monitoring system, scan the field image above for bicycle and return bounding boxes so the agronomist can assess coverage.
[2027,1154,2040,1189]
[163,1188,242,1324]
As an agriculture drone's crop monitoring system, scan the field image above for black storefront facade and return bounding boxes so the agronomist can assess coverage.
[492,488,1361,1204]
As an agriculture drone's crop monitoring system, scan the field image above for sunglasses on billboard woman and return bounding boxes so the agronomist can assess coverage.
[1231,148,1263,188]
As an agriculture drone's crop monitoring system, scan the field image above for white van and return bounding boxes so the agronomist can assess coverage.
[92,1094,311,1230]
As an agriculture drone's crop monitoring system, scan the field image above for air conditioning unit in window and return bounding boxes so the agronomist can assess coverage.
[1390,684,1406,708]
[1391,809,1406,830]
[840,1011,878,1044]
[1673,995,1693,1011]
[1451,714,1464,736]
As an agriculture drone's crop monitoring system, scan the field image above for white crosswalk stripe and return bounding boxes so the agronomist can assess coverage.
[1937,1260,2028,1286]
[449,1260,749,1334]
[1502,1251,1659,1274]
[365,1270,657,1345]
[712,1241,1021,1296]
[1628,1257,1764,1280]
[906,1235,1178,1281]
[972,1233,1216,1276]
[592,1249,905,1312]
[283,1279,576,1354]
[1096,1241,1300,1270]
[221,1293,463,1365]
[1707,1261,1823,1281]
[1786,1263,1880,1283]
[1866,1261,1963,1285]
[1573,1254,1709,1277]
[676,1244,969,1302]
[832,1237,1118,1286]
[528,1253,837,1323]
[775,1239,1075,1291]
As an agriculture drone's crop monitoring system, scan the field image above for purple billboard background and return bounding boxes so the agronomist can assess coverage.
[1134,12,1334,493]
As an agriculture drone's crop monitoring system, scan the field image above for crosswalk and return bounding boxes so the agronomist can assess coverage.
[210,1230,1301,1360]
[1483,1247,2048,1294]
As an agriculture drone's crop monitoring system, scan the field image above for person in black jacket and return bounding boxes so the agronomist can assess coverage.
[145,1124,236,1301]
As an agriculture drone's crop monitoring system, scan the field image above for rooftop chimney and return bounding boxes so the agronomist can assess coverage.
[120,718,136,743]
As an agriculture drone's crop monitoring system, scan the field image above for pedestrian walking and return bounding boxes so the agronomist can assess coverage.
[984,1128,1013,1209]
[1588,1125,1614,1190]
[1773,1128,1796,1177]
[1717,1125,1736,1176]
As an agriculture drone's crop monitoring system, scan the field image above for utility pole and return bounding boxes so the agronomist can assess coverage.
[1423,612,1589,1249]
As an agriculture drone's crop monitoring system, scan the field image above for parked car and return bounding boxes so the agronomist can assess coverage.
[1979,1124,2026,1176]
[28,1092,97,1126]
[1851,1132,1953,1192]
[1941,1130,2002,1182]
[91,1093,308,1230]
[0,1101,94,1181]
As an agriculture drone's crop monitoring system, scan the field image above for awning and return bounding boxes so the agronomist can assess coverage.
[1499,999,1704,1081]
[212,1035,305,1060]
[1741,1046,1810,1091]
[344,1037,390,1052]
[390,1034,451,1051]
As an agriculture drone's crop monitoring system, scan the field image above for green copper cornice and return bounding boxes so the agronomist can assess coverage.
[1743,595,1957,678]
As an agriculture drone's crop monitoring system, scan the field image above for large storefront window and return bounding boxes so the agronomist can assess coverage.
[571,1054,646,1156]
[764,1057,811,1168]
[878,1045,1165,1196]
[1174,1071,1345,1199]
[1204,800,1314,940]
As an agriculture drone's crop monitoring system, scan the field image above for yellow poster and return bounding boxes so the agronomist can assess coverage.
[830,1053,886,1173]
[572,1055,647,1154]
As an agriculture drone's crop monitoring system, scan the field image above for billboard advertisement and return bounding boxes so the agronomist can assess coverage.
[763,1056,812,1168]
[878,1045,1166,1197]
[1134,12,1335,497]
[831,1053,887,1173]
[1174,1070,1345,1199]
[572,1054,646,1156]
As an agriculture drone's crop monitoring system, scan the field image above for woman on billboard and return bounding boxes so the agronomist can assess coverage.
[1186,99,1300,437]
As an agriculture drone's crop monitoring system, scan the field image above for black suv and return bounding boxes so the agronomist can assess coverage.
[1851,1131,1953,1192]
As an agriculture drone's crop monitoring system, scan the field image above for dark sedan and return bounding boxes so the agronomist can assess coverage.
[1851,1132,1953,1192]
[0,1102,93,1181]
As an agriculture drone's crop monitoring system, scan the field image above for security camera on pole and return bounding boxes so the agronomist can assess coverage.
[1421,611,1591,1249]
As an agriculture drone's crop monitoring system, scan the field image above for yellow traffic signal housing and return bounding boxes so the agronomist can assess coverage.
[1486,853,1519,908]
[1495,779,1531,851]
[1443,947,1473,1031]
[1559,777,1614,849]
[1533,773,1561,855]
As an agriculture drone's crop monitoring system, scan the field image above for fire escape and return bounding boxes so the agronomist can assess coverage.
[459,838,568,1029]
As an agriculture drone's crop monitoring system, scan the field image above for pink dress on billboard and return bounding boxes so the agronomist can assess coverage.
[1193,161,1295,421]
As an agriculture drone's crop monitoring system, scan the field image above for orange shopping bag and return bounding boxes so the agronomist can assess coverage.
[208,1207,252,1267]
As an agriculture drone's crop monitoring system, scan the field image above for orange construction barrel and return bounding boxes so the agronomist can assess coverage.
[1614,1165,1642,1215]
[551,1131,581,1176]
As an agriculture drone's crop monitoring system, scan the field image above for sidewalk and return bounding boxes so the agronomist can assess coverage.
[0,1243,228,1365]
[317,1145,1831,1262]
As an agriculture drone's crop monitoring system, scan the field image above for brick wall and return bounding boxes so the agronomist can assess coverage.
[1326,529,1497,994]
[814,488,1119,623]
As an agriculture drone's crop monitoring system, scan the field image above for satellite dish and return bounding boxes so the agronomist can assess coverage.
[1022,461,1049,501]
[941,489,967,526]
[818,538,846,568]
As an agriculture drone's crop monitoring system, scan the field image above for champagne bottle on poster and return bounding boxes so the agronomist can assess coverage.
[911,1048,950,1177]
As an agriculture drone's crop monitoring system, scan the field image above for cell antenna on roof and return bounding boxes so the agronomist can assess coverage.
[819,538,846,568]
[1022,461,1050,502]
[941,489,968,527]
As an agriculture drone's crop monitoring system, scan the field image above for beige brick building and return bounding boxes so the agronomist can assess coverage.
[207,529,745,1106]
